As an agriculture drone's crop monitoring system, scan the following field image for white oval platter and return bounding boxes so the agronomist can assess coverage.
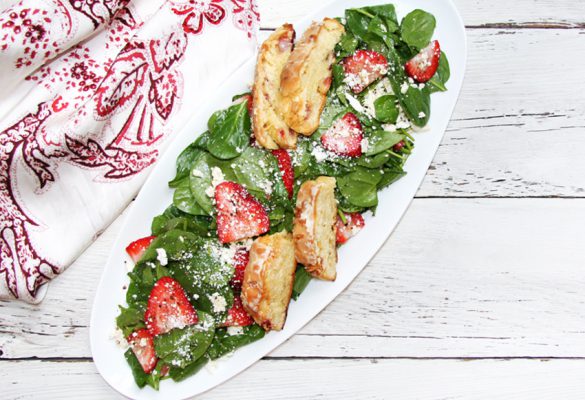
[90,0,466,398]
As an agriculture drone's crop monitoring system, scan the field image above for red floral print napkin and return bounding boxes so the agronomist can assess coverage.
[0,0,260,303]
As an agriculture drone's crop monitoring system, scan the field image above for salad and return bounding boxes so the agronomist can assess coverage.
[115,3,449,390]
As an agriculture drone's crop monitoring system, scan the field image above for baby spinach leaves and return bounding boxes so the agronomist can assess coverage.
[153,312,215,369]
[207,325,265,360]
[374,95,399,123]
[400,9,436,49]
[206,101,251,160]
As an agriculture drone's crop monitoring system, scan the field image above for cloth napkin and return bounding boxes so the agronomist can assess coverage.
[0,0,260,303]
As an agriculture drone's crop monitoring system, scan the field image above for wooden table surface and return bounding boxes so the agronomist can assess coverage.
[2,0,585,398]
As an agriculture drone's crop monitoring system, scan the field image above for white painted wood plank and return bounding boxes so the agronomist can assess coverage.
[422,28,585,197]
[258,0,585,29]
[2,198,584,358]
[2,359,585,399]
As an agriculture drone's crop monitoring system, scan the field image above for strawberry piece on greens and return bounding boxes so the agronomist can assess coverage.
[223,296,254,327]
[321,112,364,158]
[127,329,158,374]
[144,276,198,336]
[125,235,156,263]
[343,49,388,93]
[215,181,270,244]
[271,149,294,198]
[230,247,250,291]
[336,213,365,245]
[405,40,441,83]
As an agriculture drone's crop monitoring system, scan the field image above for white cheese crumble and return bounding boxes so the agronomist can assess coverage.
[211,167,225,187]
[418,111,426,118]
[192,169,204,178]
[209,292,227,313]
[110,328,128,349]
[345,92,365,114]
[227,326,244,336]
[400,82,409,94]
[362,78,393,117]
[360,138,369,153]
[311,145,330,162]
[155,248,168,266]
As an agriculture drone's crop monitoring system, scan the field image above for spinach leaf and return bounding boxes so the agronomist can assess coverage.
[154,312,215,369]
[168,356,208,382]
[366,130,404,156]
[373,95,399,123]
[207,325,265,360]
[364,4,399,32]
[379,168,406,189]
[399,85,431,127]
[292,265,312,300]
[357,152,392,169]
[116,306,145,337]
[428,51,450,92]
[337,168,383,208]
[400,10,436,50]
[169,143,202,188]
[337,32,359,58]
[124,349,150,388]
[173,178,208,216]
[206,101,251,160]
[140,230,200,262]
[188,153,236,215]
[152,205,213,237]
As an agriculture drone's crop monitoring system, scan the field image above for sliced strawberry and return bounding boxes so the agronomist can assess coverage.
[223,296,254,327]
[393,140,405,152]
[125,235,156,263]
[144,276,198,336]
[336,213,365,245]
[230,247,250,291]
[271,149,294,198]
[127,329,158,374]
[321,112,364,158]
[215,182,270,244]
[343,49,388,93]
[405,40,441,83]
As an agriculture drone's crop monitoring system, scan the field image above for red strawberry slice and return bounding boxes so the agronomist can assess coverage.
[127,329,158,374]
[125,235,156,263]
[336,213,365,245]
[271,149,294,198]
[321,112,364,158]
[144,276,198,336]
[343,50,388,93]
[405,40,441,83]
[223,296,254,327]
[215,182,270,244]
[230,248,250,291]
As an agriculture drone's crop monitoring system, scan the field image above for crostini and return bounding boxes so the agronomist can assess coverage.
[241,231,297,331]
[293,176,338,281]
[253,24,297,149]
[279,18,345,135]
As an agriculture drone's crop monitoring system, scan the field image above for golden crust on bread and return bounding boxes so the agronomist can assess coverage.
[253,24,297,149]
[241,231,297,331]
[293,176,338,281]
[279,18,345,136]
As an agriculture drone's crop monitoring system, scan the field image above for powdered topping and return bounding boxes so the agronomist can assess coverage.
[227,326,244,336]
[156,248,168,266]
[209,292,227,313]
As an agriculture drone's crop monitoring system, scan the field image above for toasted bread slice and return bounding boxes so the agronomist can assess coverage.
[279,18,344,135]
[241,231,297,331]
[253,24,297,149]
[293,176,338,281]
